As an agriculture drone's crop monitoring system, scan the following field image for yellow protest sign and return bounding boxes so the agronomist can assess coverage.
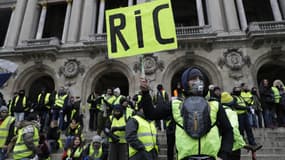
[106,0,177,59]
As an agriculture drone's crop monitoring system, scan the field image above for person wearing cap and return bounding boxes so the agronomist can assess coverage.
[139,67,233,160]
[104,104,128,160]
[83,135,107,160]
[13,113,41,160]
[0,106,15,160]
[126,100,158,160]
[221,92,246,160]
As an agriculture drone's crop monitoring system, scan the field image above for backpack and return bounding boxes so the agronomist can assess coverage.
[180,96,213,139]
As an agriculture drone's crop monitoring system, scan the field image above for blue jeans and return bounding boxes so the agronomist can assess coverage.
[0,149,7,160]
[64,136,74,150]
[263,108,274,128]
[52,109,64,130]
[238,113,256,145]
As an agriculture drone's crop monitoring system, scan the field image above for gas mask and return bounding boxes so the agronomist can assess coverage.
[189,79,204,96]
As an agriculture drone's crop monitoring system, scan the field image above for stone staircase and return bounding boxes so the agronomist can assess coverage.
[8,128,285,160]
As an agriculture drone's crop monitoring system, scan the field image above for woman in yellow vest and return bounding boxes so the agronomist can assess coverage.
[62,135,84,160]
[139,67,234,160]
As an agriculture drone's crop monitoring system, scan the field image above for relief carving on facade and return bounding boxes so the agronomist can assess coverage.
[218,49,251,80]
[218,48,251,71]
[133,55,164,75]
[59,59,85,78]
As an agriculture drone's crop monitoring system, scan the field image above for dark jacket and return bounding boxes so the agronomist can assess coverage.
[125,111,158,160]
[140,91,233,160]
[47,126,60,141]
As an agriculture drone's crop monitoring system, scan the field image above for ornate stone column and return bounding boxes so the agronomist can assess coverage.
[270,0,282,21]
[80,0,97,41]
[236,0,247,31]
[206,0,225,32]
[62,0,72,43]
[5,0,27,47]
[280,0,285,19]
[67,0,83,42]
[96,0,105,33]
[223,0,240,32]
[36,2,47,39]
[4,6,15,47]
[196,0,205,26]
[18,0,40,44]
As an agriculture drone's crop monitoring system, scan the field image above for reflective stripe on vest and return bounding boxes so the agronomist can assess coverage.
[223,105,245,151]
[125,107,134,120]
[67,147,83,158]
[89,143,103,158]
[172,99,221,160]
[14,96,27,108]
[241,91,253,105]
[13,126,39,160]
[271,87,281,103]
[113,95,123,105]
[37,93,51,108]
[234,96,247,114]
[55,94,68,108]
[109,116,126,143]
[0,116,15,146]
[129,115,158,158]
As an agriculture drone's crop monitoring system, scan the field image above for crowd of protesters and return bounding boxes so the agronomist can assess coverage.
[0,77,284,160]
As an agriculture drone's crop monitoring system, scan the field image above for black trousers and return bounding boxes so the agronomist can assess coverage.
[166,132,175,160]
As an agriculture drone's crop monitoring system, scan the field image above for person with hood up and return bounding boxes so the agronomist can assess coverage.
[104,104,128,160]
[139,67,233,160]
[12,113,41,160]
[83,135,108,160]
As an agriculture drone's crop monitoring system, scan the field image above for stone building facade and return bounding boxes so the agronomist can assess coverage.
[1,0,285,105]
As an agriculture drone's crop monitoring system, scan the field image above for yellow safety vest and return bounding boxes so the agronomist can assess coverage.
[14,96,27,110]
[129,115,158,157]
[55,94,68,108]
[13,126,39,160]
[89,143,103,159]
[109,115,126,143]
[113,95,123,105]
[0,116,15,147]
[135,95,142,111]
[233,96,247,114]
[172,99,221,160]
[241,91,253,105]
[125,106,134,120]
[67,147,83,159]
[271,87,281,103]
[223,105,245,151]
[37,93,51,109]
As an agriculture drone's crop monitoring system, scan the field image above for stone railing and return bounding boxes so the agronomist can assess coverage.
[248,21,285,34]
[19,37,60,47]
[89,25,216,44]
[176,25,213,36]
